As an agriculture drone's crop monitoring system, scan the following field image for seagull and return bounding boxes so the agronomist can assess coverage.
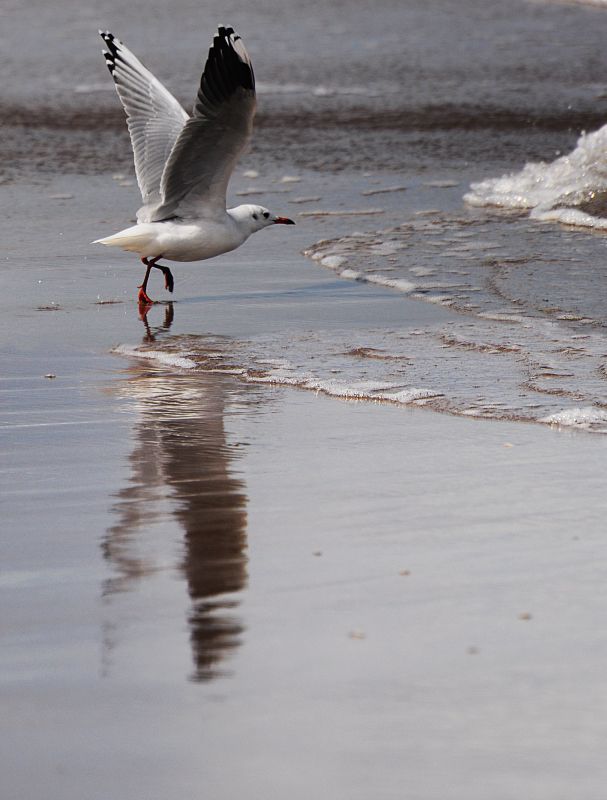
[93,26,295,305]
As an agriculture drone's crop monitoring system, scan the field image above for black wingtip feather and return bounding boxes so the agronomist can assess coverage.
[196,25,255,113]
[99,31,119,59]
[98,26,254,100]
[99,31,120,76]
[102,51,116,75]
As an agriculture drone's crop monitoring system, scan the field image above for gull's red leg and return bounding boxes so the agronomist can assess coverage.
[138,256,174,307]
[138,256,174,304]
[138,258,154,305]
[155,263,174,293]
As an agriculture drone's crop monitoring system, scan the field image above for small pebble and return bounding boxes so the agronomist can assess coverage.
[289,196,322,204]
[361,185,408,196]
[299,208,384,218]
[422,180,460,188]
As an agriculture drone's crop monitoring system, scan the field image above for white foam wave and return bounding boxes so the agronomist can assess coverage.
[367,274,417,294]
[112,301,607,434]
[540,406,607,431]
[531,207,607,229]
[247,373,440,404]
[113,344,197,369]
[337,267,417,295]
[320,255,347,269]
[465,124,607,228]
[311,248,417,295]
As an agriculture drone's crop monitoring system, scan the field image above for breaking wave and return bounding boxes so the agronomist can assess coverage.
[465,124,607,229]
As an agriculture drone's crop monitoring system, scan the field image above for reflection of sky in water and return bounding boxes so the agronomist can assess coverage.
[104,315,253,681]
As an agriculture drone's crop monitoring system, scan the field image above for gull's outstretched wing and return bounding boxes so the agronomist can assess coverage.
[149,26,256,223]
[100,31,189,218]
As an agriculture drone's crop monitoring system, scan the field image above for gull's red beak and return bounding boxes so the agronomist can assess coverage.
[273,216,295,225]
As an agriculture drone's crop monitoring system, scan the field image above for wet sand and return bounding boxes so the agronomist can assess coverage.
[5,356,607,799]
[4,0,607,797]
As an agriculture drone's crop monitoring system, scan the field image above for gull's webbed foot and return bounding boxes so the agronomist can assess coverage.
[138,286,154,305]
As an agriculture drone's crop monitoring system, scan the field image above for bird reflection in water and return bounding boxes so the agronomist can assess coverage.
[140,300,174,341]
[103,304,249,681]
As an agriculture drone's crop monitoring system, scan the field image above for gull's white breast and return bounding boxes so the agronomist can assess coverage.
[153,217,247,261]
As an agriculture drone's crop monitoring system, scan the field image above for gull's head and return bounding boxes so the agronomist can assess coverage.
[230,204,295,233]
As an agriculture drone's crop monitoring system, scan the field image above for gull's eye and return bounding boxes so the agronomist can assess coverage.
[263,211,270,219]
[252,213,258,220]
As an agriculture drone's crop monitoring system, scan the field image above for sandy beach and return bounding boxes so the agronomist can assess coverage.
[4,0,607,797]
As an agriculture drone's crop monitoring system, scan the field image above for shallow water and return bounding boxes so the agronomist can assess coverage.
[302,203,607,429]
[113,165,607,431]
[8,0,603,430]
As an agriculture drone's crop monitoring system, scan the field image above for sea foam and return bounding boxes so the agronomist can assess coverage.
[540,407,607,431]
[465,125,607,229]
[113,344,197,369]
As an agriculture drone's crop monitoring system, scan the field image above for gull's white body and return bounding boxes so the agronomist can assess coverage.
[96,206,267,262]
[92,27,293,296]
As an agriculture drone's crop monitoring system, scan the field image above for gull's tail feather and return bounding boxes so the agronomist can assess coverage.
[92,224,156,254]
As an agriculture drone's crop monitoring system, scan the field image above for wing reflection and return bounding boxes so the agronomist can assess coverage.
[104,316,249,681]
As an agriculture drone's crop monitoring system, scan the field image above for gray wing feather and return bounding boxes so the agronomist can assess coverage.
[150,26,256,222]
[100,32,189,219]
